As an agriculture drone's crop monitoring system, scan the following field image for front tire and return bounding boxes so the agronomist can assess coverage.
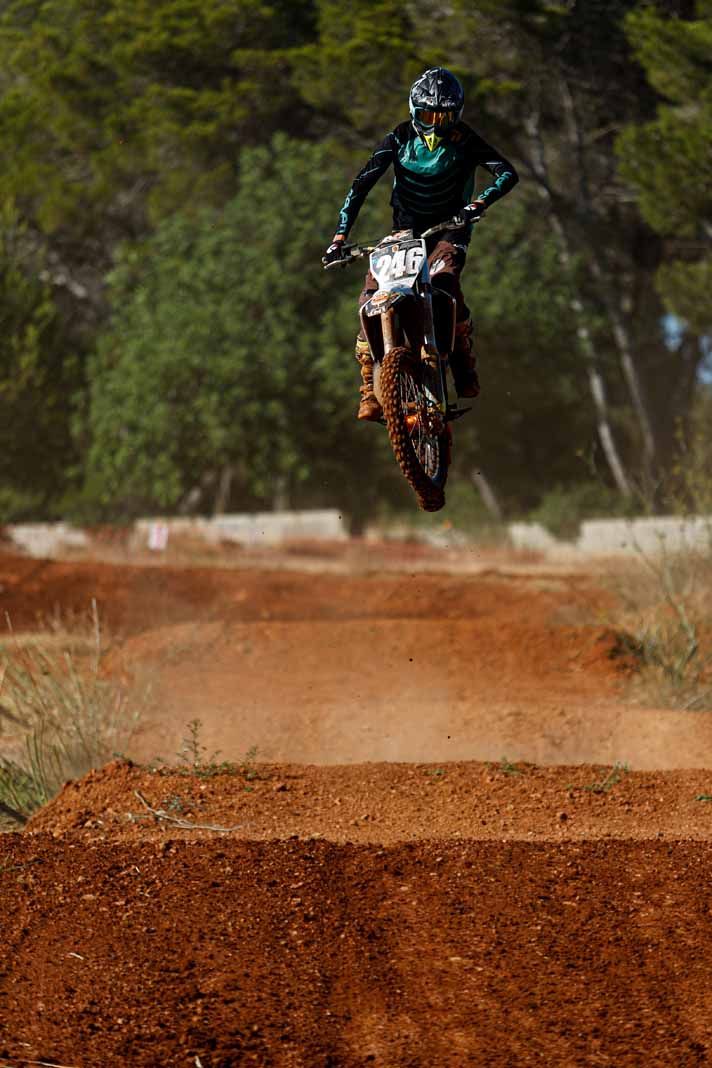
[380,346,449,512]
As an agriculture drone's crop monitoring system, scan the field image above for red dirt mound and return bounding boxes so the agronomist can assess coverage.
[28,758,712,843]
[2,829,711,1066]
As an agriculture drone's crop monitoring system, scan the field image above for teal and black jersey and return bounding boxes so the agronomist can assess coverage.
[335,120,518,239]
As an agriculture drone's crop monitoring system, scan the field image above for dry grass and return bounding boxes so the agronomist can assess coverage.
[611,537,712,711]
[0,602,146,825]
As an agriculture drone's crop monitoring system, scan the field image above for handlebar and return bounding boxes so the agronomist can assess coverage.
[323,213,482,270]
[420,213,470,238]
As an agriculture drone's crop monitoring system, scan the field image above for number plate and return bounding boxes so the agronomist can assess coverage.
[370,238,426,288]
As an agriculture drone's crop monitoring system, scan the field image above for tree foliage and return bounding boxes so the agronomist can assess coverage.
[618,1,712,334]
[85,136,403,520]
[0,0,318,232]
[0,205,81,519]
[0,0,711,526]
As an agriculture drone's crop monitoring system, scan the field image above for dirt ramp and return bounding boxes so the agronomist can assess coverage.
[28,760,712,843]
[115,616,630,766]
[1,834,711,1067]
[115,617,712,769]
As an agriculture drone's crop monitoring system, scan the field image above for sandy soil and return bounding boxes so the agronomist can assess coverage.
[2,544,712,1065]
[4,546,712,769]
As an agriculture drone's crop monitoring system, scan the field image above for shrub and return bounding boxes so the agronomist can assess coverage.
[530,481,633,542]
[0,606,143,824]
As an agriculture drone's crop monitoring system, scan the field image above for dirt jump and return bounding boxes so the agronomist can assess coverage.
[2,542,712,1066]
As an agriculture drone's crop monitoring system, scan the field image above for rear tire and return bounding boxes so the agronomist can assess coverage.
[380,346,449,512]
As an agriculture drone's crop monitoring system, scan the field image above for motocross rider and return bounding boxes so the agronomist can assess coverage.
[323,67,518,421]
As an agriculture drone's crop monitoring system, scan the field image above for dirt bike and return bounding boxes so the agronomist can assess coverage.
[325,217,476,512]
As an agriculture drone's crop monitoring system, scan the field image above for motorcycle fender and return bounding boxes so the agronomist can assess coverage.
[363,288,409,317]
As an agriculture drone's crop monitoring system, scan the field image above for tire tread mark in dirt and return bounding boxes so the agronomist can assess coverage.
[3,838,712,1066]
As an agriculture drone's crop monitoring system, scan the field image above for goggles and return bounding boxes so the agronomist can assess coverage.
[413,108,457,128]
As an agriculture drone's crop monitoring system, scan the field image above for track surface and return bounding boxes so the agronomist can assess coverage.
[3,546,712,1065]
[3,547,712,768]
[3,832,712,1067]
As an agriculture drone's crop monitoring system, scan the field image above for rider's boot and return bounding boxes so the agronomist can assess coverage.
[355,336,383,421]
[450,317,480,398]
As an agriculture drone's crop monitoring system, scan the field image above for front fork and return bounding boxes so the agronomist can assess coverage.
[418,283,448,415]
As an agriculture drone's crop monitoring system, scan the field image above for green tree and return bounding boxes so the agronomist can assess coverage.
[439,0,707,496]
[456,196,594,515]
[0,0,318,229]
[618,1,712,335]
[84,136,403,522]
[0,0,321,354]
[294,0,421,143]
[0,205,81,520]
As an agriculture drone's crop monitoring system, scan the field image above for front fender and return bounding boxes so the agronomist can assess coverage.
[362,287,411,317]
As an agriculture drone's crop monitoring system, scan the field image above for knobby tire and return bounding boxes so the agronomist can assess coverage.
[380,346,448,513]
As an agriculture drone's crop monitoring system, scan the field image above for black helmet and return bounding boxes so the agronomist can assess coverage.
[409,68,464,151]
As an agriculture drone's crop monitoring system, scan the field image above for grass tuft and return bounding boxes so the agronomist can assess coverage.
[584,762,630,795]
[0,602,143,825]
[610,536,712,710]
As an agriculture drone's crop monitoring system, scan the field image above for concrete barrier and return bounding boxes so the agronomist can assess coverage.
[5,523,90,557]
[4,512,711,560]
[212,510,347,547]
[132,511,349,550]
[579,516,712,555]
[508,522,566,553]
[6,510,348,557]
[508,515,712,556]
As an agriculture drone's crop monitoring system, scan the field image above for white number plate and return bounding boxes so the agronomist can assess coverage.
[371,239,426,287]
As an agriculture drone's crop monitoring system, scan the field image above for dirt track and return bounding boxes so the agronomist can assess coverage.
[3,545,712,1066]
[3,831,712,1066]
[4,547,712,769]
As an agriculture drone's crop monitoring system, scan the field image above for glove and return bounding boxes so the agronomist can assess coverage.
[322,238,348,269]
[462,200,486,224]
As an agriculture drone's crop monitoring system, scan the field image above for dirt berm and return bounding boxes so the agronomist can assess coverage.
[1,760,712,1066]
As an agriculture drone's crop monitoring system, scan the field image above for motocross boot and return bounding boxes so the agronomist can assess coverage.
[355,336,383,421]
[450,318,480,398]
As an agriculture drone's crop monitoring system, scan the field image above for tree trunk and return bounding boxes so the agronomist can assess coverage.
[560,77,658,476]
[521,112,632,496]
[470,467,504,522]
[272,475,288,512]
[214,464,234,515]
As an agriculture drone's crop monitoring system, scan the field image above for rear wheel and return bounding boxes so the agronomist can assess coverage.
[380,346,449,512]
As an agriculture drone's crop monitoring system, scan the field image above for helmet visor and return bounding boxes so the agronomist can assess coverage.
[414,108,457,128]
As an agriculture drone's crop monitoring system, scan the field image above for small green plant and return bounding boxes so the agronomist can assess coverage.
[175,719,234,779]
[584,762,630,794]
[695,794,712,803]
[173,720,262,781]
[424,767,446,778]
[177,719,210,768]
[495,757,522,776]
[241,744,260,780]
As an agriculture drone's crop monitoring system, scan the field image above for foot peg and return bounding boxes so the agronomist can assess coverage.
[447,405,472,421]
